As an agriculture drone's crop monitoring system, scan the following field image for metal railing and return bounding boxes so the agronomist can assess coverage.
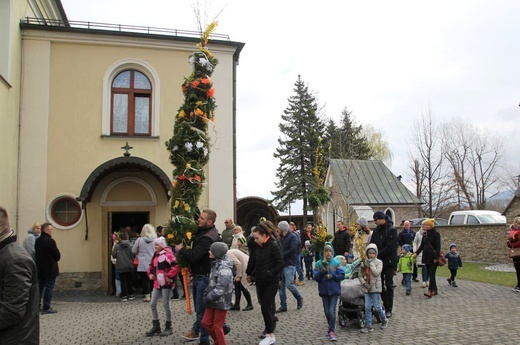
[21,17,230,40]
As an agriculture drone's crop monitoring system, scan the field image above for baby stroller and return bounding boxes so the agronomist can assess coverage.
[337,261,382,329]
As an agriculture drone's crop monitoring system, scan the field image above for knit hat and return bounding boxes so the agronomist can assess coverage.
[422,218,435,228]
[450,242,457,249]
[373,211,387,220]
[210,242,228,259]
[278,221,290,233]
[324,243,333,252]
[305,240,310,247]
[356,217,368,227]
[154,236,168,249]
[403,244,411,253]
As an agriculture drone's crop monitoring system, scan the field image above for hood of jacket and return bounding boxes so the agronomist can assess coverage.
[365,243,379,256]
[118,239,131,248]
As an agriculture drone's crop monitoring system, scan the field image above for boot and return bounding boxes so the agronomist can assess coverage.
[160,321,172,336]
[145,320,161,336]
[424,290,432,298]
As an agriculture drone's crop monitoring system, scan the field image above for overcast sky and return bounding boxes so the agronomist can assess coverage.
[61,0,520,212]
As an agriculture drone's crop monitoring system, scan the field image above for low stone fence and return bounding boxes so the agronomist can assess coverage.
[409,224,511,264]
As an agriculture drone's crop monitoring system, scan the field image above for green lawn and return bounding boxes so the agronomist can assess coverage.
[432,262,516,287]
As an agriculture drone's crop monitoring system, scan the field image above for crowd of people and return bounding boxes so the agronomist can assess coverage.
[6,202,520,345]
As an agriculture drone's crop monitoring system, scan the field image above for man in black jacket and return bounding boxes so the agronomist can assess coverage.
[176,209,220,345]
[0,206,40,344]
[370,211,398,318]
[332,221,351,259]
[35,222,61,314]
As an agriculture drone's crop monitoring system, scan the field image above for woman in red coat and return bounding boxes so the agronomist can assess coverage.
[507,217,520,292]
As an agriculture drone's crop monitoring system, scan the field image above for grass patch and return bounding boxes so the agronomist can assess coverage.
[433,262,516,287]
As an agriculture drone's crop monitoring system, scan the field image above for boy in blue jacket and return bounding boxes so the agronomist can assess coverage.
[313,242,345,342]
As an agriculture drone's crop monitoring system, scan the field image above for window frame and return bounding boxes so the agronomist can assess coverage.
[46,194,84,230]
[102,59,160,137]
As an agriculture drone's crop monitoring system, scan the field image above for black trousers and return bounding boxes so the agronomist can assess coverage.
[234,280,252,307]
[256,282,278,334]
[380,265,395,313]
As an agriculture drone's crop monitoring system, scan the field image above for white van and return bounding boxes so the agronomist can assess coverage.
[448,210,506,225]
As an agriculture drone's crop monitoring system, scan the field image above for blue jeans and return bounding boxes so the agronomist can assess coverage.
[403,273,412,293]
[421,264,429,283]
[296,254,304,281]
[321,295,339,332]
[279,266,302,307]
[192,275,209,343]
[38,277,56,310]
[364,292,387,328]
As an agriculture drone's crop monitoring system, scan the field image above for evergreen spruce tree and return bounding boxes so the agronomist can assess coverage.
[271,75,326,221]
[328,108,371,159]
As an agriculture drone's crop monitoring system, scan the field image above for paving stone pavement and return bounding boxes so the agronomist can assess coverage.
[42,277,518,345]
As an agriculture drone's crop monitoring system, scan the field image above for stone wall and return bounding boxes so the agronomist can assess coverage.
[407,224,511,264]
[56,272,103,292]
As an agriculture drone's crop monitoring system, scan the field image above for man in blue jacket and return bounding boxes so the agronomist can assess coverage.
[275,221,304,313]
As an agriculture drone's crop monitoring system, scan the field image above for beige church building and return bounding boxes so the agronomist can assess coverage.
[1,0,244,292]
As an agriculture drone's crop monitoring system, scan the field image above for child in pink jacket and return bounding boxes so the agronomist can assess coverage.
[145,237,179,337]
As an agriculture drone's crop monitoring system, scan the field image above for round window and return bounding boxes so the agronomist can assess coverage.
[48,195,82,229]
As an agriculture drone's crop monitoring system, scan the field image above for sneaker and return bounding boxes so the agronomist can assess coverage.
[413,278,419,282]
[406,290,411,295]
[452,281,458,288]
[380,319,388,329]
[128,295,136,301]
[181,329,199,340]
[259,334,276,345]
[296,280,305,286]
[328,331,337,341]
[223,324,231,335]
[120,296,128,302]
[259,331,266,339]
[422,282,426,288]
[171,291,180,300]
[447,278,452,285]
[242,305,254,311]
[360,327,373,333]
[513,287,520,292]
[41,308,58,314]
[297,298,304,309]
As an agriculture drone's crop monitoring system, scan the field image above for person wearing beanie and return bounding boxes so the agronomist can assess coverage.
[397,244,416,295]
[313,242,345,341]
[352,217,373,261]
[370,211,398,318]
[398,221,418,282]
[360,243,389,333]
[332,220,351,267]
[0,206,40,344]
[445,243,462,288]
[145,237,179,336]
[276,220,304,313]
[202,241,234,345]
[413,218,441,298]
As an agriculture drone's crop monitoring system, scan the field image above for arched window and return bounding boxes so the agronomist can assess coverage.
[111,70,152,136]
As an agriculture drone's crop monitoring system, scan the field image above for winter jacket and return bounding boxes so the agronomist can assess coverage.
[445,251,463,270]
[352,229,372,260]
[22,229,39,261]
[147,247,179,289]
[246,235,284,286]
[132,236,156,272]
[112,240,134,273]
[413,229,425,265]
[221,225,235,248]
[178,226,220,276]
[231,230,249,255]
[313,245,345,297]
[360,243,383,293]
[35,231,61,279]
[226,249,250,288]
[203,255,234,310]
[398,228,415,247]
[370,219,398,268]
[507,225,520,248]
[281,230,299,267]
[332,227,352,256]
[415,228,441,265]
[0,236,40,345]
[397,252,416,274]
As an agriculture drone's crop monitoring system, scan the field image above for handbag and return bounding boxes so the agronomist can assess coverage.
[133,238,140,268]
[509,248,520,259]
[437,252,446,266]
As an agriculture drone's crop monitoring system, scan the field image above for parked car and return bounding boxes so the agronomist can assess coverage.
[448,210,506,225]
[400,218,449,226]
